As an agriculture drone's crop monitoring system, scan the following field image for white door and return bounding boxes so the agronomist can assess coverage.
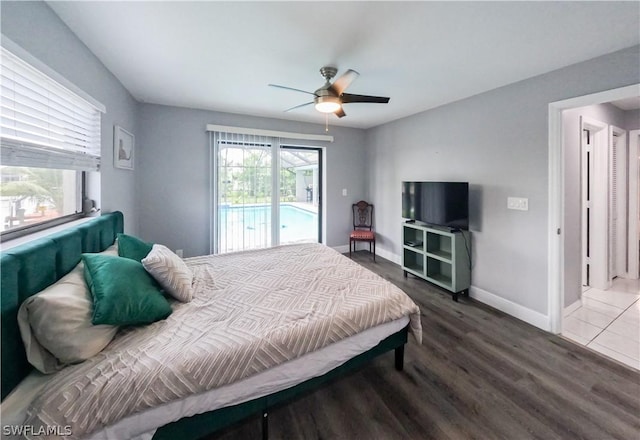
[581,127,593,287]
[609,126,628,280]
[581,117,610,290]
[628,130,640,279]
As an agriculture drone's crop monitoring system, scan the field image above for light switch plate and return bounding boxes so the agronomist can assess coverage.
[507,197,528,211]
[342,188,348,196]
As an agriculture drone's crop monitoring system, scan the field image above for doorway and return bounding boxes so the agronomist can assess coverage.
[213,133,322,253]
[548,84,640,370]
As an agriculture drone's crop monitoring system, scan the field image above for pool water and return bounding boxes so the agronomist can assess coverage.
[219,204,318,252]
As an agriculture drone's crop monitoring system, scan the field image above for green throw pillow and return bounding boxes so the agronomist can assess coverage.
[117,233,153,262]
[82,254,172,326]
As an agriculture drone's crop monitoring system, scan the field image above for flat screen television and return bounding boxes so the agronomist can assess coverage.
[402,181,469,230]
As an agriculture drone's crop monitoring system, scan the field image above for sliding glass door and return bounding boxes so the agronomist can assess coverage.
[214,133,321,254]
[279,147,321,245]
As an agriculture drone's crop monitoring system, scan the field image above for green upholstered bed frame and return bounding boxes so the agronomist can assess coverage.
[1,211,124,400]
[0,211,408,439]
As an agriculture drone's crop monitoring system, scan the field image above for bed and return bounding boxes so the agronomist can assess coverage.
[1,211,421,439]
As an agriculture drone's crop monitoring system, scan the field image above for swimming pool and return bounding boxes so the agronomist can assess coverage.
[219,204,318,252]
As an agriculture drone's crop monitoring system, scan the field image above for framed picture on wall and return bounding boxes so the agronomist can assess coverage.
[114,125,134,170]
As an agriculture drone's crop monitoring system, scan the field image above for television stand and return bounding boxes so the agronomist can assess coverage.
[401,222,471,302]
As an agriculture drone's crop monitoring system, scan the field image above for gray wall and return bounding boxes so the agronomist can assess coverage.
[137,104,366,257]
[365,45,640,316]
[1,1,140,234]
[4,1,639,321]
[562,103,640,307]
[626,109,640,129]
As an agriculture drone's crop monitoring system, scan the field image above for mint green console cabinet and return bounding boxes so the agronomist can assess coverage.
[402,223,471,301]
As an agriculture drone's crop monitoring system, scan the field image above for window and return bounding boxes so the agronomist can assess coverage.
[1,166,81,233]
[0,44,104,239]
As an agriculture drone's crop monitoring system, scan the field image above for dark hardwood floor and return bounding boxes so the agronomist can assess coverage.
[206,251,640,440]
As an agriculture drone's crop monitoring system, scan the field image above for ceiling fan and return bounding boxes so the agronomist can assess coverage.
[269,66,390,118]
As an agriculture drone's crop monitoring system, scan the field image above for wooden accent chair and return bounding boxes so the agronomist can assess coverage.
[350,200,375,261]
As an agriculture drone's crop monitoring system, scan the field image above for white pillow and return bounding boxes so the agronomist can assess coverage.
[17,245,119,374]
[142,244,194,302]
[101,243,118,257]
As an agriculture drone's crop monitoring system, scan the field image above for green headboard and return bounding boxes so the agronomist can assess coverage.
[0,211,124,400]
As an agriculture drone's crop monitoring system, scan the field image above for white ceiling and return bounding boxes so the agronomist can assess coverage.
[47,1,640,129]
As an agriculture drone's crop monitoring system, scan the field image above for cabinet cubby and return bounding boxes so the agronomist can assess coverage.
[403,249,424,274]
[426,233,452,261]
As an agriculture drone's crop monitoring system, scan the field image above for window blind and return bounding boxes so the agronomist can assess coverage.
[1,47,103,171]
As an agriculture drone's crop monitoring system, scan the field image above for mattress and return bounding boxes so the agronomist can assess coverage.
[2,316,409,440]
[22,244,421,439]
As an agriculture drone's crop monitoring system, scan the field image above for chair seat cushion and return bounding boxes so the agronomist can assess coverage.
[350,230,375,240]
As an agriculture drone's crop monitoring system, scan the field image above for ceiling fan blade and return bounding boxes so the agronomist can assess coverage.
[329,69,359,95]
[341,93,390,104]
[269,84,317,96]
[334,107,346,118]
[284,101,314,112]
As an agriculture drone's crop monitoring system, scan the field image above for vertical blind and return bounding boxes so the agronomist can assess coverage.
[213,131,275,254]
[0,47,103,171]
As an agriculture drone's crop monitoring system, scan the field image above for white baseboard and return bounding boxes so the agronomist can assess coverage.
[375,247,401,265]
[332,245,350,254]
[470,286,551,331]
[332,244,402,265]
[563,299,582,317]
[332,244,551,332]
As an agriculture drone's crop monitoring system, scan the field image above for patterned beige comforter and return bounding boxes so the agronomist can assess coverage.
[23,244,421,439]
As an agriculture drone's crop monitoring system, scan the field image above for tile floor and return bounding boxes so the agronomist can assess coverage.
[563,277,640,370]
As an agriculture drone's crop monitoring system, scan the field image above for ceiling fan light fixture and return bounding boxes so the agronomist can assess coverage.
[314,95,341,113]
[270,67,389,118]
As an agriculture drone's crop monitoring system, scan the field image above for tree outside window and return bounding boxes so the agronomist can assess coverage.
[0,166,78,232]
